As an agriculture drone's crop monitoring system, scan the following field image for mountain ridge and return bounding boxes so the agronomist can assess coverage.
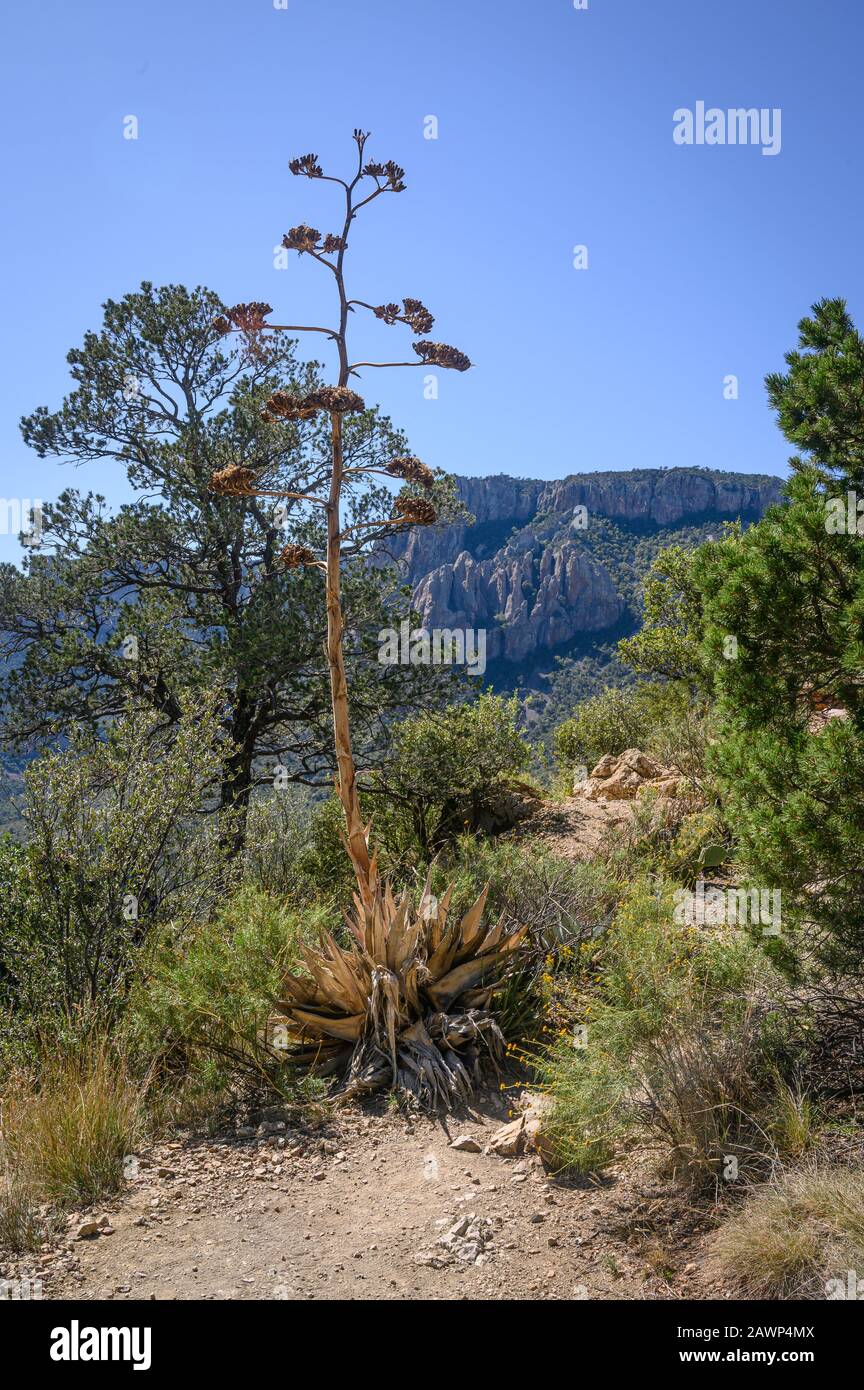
[388,466,784,669]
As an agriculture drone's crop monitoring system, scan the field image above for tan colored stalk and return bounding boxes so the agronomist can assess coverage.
[211,130,471,900]
[325,408,371,887]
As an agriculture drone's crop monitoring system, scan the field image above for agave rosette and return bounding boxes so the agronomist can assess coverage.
[271,865,527,1108]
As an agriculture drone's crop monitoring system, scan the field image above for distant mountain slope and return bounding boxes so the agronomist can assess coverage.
[0,468,784,833]
[388,466,784,722]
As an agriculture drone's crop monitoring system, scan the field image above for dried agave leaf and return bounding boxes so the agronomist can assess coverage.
[401,960,422,1015]
[460,987,495,1009]
[426,919,462,979]
[476,916,506,955]
[457,883,490,950]
[498,923,530,953]
[291,1008,367,1042]
[319,934,369,1013]
[298,944,346,998]
[425,950,509,1012]
[278,974,320,1007]
[426,882,454,951]
[384,893,410,971]
[276,872,525,1109]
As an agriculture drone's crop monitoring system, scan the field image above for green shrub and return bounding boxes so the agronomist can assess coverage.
[241,789,369,912]
[643,694,711,791]
[293,795,364,905]
[1,701,226,1024]
[554,686,650,774]
[0,834,29,948]
[241,788,324,898]
[373,693,531,860]
[539,879,785,1181]
[554,681,703,782]
[603,798,730,882]
[430,833,623,947]
[427,835,625,1042]
[617,542,709,686]
[538,1028,629,1173]
[601,790,688,878]
[125,884,327,1097]
[666,806,729,877]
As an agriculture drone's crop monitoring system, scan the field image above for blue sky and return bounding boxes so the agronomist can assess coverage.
[1,0,862,564]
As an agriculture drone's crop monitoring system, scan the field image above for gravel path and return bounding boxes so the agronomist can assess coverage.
[6,1091,731,1302]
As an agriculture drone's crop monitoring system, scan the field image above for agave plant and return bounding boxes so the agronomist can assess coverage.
[272,867,527,1108]
[216,132,523,1108]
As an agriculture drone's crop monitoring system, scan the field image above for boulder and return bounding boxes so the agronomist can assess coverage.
[486,1092,556,1166]
[450,1135,482,1153]
[578,748,684,801]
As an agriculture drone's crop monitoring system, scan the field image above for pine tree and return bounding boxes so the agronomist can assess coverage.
[696,300,864,973]
[1,283,455,850]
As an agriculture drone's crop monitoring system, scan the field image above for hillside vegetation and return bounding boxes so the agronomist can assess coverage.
[3,290,864,1303]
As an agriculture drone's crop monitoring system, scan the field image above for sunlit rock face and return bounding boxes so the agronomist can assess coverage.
[387,468,783,666]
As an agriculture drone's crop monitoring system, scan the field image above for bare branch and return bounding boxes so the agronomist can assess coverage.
[349,361,427,372]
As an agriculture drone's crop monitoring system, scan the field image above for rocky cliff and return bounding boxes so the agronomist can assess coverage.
[389,467,784,667]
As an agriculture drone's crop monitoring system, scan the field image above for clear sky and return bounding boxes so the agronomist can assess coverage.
[1,0,862,564]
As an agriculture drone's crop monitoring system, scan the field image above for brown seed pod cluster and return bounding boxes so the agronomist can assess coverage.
[362,159,406,192]
[412,340,472,372]
[209,464,258,496]
[373,302,401,325]
[373,298,434,334]
[279,543,317,570]
[305,386,366,414]
[393,496,438,526]
[282,225,322,254]
[264,386,366,420]
[263,392,319,422]
[213,302,273,337]
[385,456,435,489]
[289,153,323,178]
[402,298,435,334]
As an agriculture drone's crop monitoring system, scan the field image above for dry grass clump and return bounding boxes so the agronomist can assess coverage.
[0,1036,146,1210]
[0,1170,44,1253]
[641,1014,766,1186]
[714,1165,864,1299]
[768,1082,817,1161]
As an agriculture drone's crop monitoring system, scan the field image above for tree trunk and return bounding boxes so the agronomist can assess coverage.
[219,734,255,859]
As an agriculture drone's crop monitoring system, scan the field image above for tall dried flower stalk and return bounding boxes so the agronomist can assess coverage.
[210,129,471,904]
[208,133,521,1107]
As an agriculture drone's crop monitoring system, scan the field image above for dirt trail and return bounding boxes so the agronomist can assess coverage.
[513,796,633,862]
[2,799,736,1303]
[9,1088,732,1302]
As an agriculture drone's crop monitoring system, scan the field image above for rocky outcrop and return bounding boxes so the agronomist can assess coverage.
[411,543,623,664]
[577,748,684,801]
[534,469,779,530]
[387,468,783,669]
[486,1091,557,1167]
